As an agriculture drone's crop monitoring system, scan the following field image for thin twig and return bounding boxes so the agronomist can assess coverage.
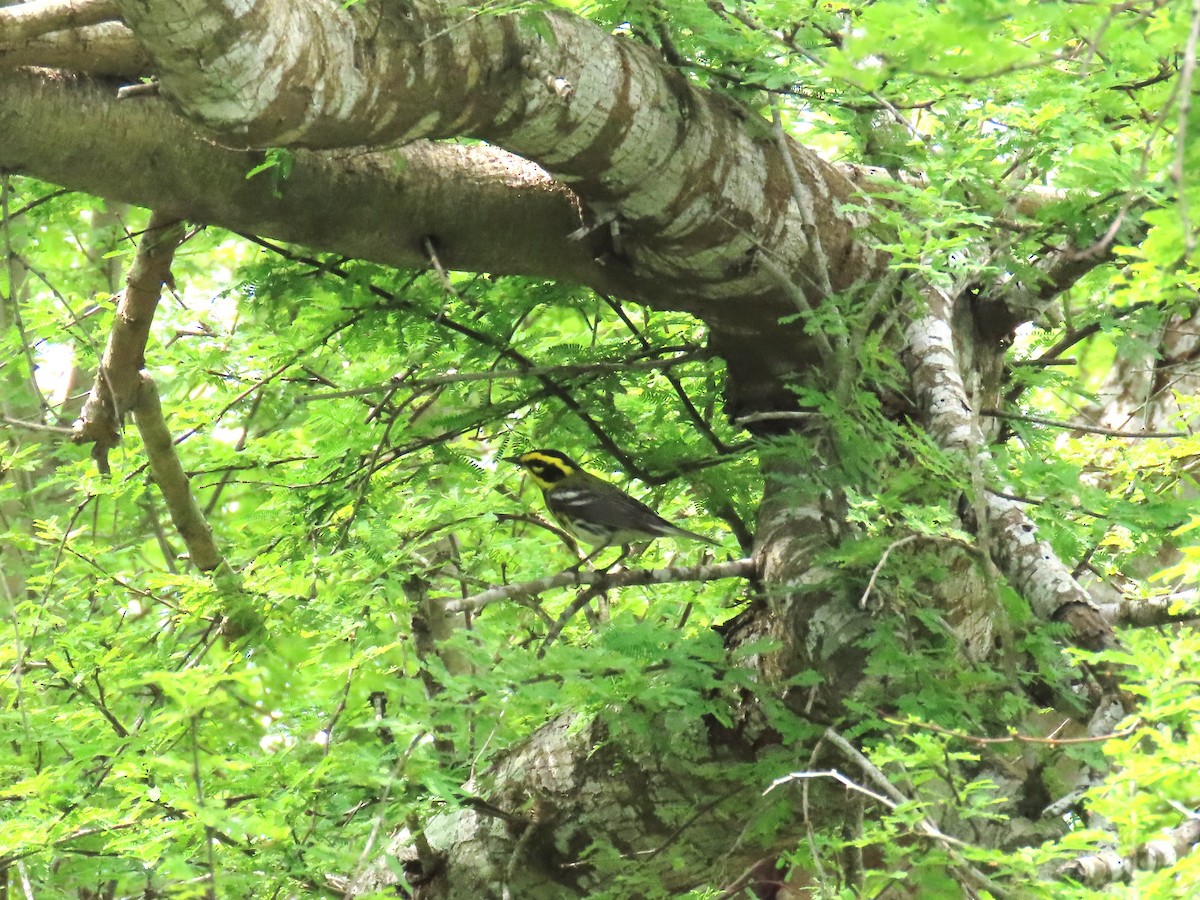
[858,534,920,610]
[1,415,74,434]
[538,583,607,655]
[982,409,1188,439]
[885,714,1141,747]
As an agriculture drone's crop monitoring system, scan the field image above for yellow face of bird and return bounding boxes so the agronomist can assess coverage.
[507,450,579,490]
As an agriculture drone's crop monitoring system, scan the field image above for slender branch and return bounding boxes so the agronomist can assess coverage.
[765,768,894,810]
[71,212,185,472]
[539,582,607,654]
[1,414,74,434]
[887,714,1141,747]
[818,728,1008,896]
[441,558,756,616]
[769,102,833,298]
[132,374,225,574]
[601,294,730,453]
[858,535,920,610]
[41,657,130,737]
[982,409,1188,439]
[236,234,642,478]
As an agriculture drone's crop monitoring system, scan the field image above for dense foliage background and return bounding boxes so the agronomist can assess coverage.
[2,0,1199,896]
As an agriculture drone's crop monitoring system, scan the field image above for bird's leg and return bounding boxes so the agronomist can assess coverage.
[603,544,632,573]
[565,541,612,574]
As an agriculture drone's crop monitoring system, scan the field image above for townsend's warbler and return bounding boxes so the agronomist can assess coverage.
[505,449,719,551]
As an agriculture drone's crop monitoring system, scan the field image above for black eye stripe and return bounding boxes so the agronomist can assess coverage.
[521,454,572,480]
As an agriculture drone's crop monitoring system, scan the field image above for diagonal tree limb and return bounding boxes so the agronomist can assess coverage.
[903,286,1114,650]
[71,211,184,471]
[131,373,225,573]
[1099,590,1199,628]
[69,210,233,581]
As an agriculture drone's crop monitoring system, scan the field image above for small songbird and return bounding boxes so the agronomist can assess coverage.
[505,449,719,552]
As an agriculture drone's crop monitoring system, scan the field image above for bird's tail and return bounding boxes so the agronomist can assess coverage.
[660,524,720,545]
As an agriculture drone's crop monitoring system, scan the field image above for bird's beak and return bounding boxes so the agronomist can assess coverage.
[502,454,523,464]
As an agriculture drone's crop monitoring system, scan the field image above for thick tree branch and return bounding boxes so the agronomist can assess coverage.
[1058,818,1200,887]
[1099,590,1199,629]
[0,70,619,290]
[903,286,1114,649]
[108,0,867,313]
[100,0,883,410]
[0,0,117,43]
[0,21,145,75]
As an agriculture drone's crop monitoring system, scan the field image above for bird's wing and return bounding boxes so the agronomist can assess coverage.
[550,485,671,530]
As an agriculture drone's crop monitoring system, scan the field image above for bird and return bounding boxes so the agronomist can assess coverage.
[504,449,719,555]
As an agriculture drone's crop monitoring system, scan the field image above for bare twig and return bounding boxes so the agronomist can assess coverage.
[539,583,607,654]
[982,409,1188,439]
[818,728,1007,896]
[858,534,920,610]
[765,768,895,810]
